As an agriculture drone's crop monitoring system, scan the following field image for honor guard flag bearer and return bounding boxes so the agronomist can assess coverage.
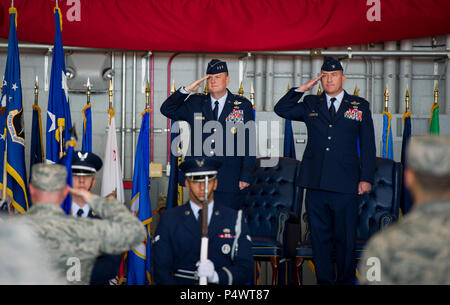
[46,4,72,164]
[1,5,30,213]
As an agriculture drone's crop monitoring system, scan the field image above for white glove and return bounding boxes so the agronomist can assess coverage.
[196,259,219,284]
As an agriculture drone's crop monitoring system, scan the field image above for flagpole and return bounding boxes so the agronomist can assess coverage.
[384,85,389,112]
[86,77,91,105]
[2,128,7,202]
[405,85,410,112]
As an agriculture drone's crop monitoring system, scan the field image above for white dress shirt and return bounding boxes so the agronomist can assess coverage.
[325,90,345,112]
[189,200,214,225]
[71,202,90,218]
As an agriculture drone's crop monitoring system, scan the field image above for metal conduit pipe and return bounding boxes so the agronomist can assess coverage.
[399,40,412,113]
[383,41,397,113]
[132,52,137,169]
[293,55,302,87]
[254,55,264,111]
[264,56,274,111]
[121,52,126,178]
[446,34,450,114]
[0,42,448,58]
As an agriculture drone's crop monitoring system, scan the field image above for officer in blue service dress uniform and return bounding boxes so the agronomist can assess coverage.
[69,150,122,285]
[160,59,256,210]
[274,57,376,285]
[152,157,253,285]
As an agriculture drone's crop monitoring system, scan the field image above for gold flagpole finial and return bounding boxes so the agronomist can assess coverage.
[108,79,113,110]
[145,81,151,108]
[170,80,176,94]
[316,84,322,95]
[384,85,390,112]
[353,84,359,96]
[203,82,209,95]
[250,82,255,108]
[286,83,290,94]
[238,81,244,96]
[34,76,39,106]
[433,81,439,105]
[405,84,410,112]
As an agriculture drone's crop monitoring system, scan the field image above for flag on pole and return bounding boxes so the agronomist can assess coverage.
[127,107,152,285]
[29,100,44,181]
[81,103,92,152]
[430,82,440,135]
[59,134,76,215]
[381,110,393,160]
[46,6,72,164]
[0,83,7,199]
[283,119,296,158]
[101,108,125,203]
[2,7,30,213]
[400,109,413,214]
[166,120,182,209]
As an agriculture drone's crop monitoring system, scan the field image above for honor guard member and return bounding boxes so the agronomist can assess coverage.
[69,150,123,285]
[152,157,253,285]
[274,57,376,285]
[11,163,146,285]
[160,59,256,210]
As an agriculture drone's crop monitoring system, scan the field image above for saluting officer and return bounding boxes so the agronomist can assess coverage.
[160,59,256,210]
[152,157,253,285]
[69,150,122,285]
[274,57,376,285]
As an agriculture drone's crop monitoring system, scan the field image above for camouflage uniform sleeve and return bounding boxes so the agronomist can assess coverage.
[88,195,146,254]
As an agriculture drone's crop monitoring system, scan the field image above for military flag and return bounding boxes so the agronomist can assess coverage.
[46,5,72,164]
[81,78,92,152]
[166,81,182,209]
[29,79,44,181]
[127,107,152,285]
[381,87,393,160]
[59,131,76,215]
[2,7,30,213]
[400,92,413,214]
[430,82,440,135]
[101,107,125,203]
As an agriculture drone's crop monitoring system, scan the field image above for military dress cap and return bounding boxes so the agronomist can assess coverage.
[179,157,222,181]
[206,59,228,75]
[71,150,103,176]
[407,135,450,176]
[321,56,343,72]
[31,163,67,191]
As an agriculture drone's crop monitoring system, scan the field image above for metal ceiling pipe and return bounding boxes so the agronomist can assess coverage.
[0,42,448,58]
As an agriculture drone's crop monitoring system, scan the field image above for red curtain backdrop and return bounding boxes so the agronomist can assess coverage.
[0,0,449,51]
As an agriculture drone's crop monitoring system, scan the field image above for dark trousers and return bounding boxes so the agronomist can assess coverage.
[305,189,358,285]
[214,190,243,210]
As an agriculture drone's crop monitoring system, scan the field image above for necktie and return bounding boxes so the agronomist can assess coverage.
[77,209,84,217]
[329,97,336,121]
[198,209,203,225]
[213,101,219,120]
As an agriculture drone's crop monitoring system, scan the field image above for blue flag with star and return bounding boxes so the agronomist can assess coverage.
[381,110,393,160]
[46,7,72,164]
[127,107,152,285]
[2,8,30,213]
